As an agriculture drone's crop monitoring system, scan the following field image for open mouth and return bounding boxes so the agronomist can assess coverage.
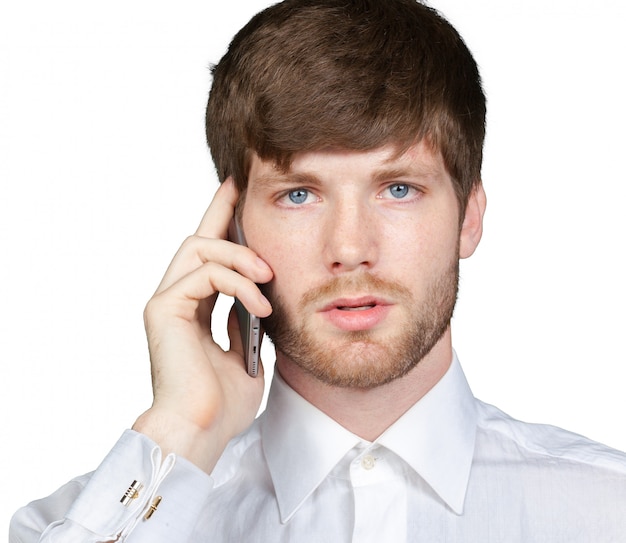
[337,304,376,311]
[321,298,391,331]
[324,296,384,312]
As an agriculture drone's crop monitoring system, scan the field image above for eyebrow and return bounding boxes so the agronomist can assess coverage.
[371,166,441,183]
[248,162,443,194]
[250,172,322,191]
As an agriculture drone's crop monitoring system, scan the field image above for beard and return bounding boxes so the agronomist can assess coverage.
[261,259,459,389]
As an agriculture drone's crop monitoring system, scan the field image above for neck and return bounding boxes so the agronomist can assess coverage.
[275,329,453,441]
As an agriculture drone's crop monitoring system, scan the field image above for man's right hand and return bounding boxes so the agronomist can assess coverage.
[132,178,273,474]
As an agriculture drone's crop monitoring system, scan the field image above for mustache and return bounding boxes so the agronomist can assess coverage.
[298,273,412,309]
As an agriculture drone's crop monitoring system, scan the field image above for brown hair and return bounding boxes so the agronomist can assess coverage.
[206,0,486,210]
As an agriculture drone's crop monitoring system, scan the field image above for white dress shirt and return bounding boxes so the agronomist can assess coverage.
[11,354,626,542]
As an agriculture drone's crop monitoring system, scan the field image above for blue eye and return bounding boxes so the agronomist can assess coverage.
[388,184,410,198]
[288,189,309,204]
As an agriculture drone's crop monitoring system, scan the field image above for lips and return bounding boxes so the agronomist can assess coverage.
[321,296,384,311]
[319,296,392,331]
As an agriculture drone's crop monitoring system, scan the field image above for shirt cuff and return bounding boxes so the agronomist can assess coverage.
[64,429,214,541]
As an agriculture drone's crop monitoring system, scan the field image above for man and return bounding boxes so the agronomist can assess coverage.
[11,0,626,541]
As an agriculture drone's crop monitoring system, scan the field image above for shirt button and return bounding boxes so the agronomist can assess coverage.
[361,454,376,470]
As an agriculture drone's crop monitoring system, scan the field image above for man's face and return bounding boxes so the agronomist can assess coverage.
[242,141,476,389]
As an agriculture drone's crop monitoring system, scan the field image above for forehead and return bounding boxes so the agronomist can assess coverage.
[247,141,449,187]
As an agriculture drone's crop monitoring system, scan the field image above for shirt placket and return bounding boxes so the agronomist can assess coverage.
[350,444,407,542]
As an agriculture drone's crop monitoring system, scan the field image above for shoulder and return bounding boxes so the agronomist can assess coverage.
[474,398,626,473]
[460,401,626,540]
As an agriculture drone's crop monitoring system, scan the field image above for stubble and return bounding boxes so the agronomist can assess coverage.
[262,260,459,389]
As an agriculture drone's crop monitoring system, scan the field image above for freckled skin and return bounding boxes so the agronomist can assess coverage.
[243,143,479,393]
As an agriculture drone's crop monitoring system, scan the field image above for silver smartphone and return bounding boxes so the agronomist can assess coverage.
[228,217,262,377]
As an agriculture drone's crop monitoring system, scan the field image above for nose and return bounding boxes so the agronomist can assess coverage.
[322,199,378,273]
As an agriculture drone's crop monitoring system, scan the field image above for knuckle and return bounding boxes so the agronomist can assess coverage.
[143,299,154,324]
[143,294,164,323]
[180,234,201,251]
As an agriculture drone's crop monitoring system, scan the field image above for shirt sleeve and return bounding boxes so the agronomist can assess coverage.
[10,430,214,543]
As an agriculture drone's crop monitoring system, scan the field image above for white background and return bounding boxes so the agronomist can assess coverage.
[2,0,625,534]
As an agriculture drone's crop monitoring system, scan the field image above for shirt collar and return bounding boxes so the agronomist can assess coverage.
[261,372,362,523]
[261,353,477,522]
[376,353,477,514]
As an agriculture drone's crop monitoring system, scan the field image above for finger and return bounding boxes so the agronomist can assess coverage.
[154,261,273,321]
[195,177,239,239]
[156,236,273,293]
[227,303,244,357]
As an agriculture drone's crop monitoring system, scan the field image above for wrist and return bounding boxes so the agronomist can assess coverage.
[132,408,227,474]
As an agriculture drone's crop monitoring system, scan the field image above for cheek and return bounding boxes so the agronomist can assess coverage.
[264,246,301,284]
[384,235,457,305]
[245,221,312,296]
[381,210,459,262]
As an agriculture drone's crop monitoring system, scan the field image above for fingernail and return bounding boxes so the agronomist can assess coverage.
[256,257,271,270]
[259,293,271,308]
